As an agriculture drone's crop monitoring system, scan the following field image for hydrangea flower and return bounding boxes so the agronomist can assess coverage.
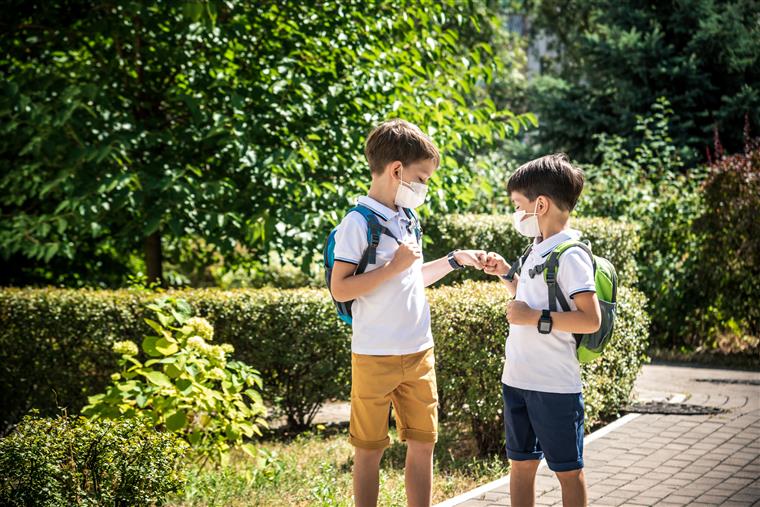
[221,343,235,354]
[113,340,138,356]
[186,317,214,341]
[187,335,207,351]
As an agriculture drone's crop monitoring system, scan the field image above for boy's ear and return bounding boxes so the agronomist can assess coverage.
[536,195,550,215]
[389,161,402,180]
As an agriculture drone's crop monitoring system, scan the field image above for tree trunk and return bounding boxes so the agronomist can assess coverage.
[145,230,163,285]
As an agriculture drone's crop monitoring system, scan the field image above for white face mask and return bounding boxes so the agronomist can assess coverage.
[394,166,428,209]
[512,200,541,237]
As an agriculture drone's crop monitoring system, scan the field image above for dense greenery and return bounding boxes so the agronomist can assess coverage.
[519,0,760,163]
[0,287,351,433]
[425,214,639,285]
[432,282,649,455]
[0,0,533,287]
[0,415,187,506]
[83,297,267,463]
[1,273,649,456]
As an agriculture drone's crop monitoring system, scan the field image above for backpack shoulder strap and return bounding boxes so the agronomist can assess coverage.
[350,204,400,274]
[544,239,596,313]
[401,207,422,244]
[504,242,534,282]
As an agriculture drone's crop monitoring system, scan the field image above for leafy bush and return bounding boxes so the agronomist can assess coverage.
[690,132,760,344]
[0,287,350,433]
[574,98,708,347]
[574,102,760,351]
[0,414,187,506]
[431,282,649,455]
[425,215,639,285]
[1,280,649,454]
[82,296,267,463]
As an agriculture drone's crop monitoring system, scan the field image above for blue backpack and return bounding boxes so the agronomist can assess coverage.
[323,203,421,325]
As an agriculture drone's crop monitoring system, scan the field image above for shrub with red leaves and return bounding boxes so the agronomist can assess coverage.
[693,121,760,343]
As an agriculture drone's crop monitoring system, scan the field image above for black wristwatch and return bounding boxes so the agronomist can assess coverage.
[537,310,553,334]
[447,250,464,270]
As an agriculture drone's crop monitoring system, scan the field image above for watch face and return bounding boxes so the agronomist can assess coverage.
[539,320,552,333]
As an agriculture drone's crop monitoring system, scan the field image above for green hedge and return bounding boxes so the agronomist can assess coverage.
[430,281,649,455]
[0,414,186,506]
[1,283,649,454]
[0,287,351,433]
[425,214,640,286]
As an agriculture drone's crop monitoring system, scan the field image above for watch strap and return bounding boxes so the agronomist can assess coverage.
[447,250,464,270]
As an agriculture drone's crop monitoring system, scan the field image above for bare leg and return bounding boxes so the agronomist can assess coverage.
[354,447,385,507]
[510,459,540,506]
[556,469,587,507]
[405,440,435,507]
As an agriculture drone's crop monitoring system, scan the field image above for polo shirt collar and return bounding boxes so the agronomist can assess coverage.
[533,228,581,257]
[357,195,399,221]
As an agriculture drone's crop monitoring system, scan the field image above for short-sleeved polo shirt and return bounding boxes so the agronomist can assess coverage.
[333,196,433,355]
[501,229,596,394]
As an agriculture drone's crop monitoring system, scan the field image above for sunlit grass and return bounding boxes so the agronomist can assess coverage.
[168,422,509,507]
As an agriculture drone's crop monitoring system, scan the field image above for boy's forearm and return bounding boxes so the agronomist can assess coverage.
[522,307,601,334]
[499,275,518,297]
[421,256,454,287]
[331,263,401,302]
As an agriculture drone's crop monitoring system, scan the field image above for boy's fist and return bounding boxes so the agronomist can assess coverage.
[483,252,510,277]
[506,300,539,326]
[453,250,487,270]
[390,241,422,272]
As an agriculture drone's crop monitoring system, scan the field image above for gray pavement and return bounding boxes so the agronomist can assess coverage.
[436,363,760,507]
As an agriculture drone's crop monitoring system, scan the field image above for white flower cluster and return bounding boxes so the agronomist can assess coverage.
[113,340,138,356]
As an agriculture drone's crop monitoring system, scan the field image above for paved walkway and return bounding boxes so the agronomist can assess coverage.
[437,363,760,507]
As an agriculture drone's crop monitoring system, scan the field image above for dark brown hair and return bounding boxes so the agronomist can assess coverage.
[507,153,585,211]
[364,119,440,174]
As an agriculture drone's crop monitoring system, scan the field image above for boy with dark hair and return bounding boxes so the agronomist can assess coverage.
[330,119,487,507]
[484,153,602,507]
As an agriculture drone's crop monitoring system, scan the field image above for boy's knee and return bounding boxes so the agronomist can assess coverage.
[355,446,385,462]
[556,468,584,482]
[510,459,541,472]
[407,439,435,455]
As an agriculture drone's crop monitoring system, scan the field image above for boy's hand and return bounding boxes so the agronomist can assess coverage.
[389,241,422,273]
[506,300,540,326]
[483,252,510,277]
[454,250,487,270]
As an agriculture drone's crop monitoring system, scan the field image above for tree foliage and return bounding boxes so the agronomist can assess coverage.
[0,0,533,286]
[519,0,760,163]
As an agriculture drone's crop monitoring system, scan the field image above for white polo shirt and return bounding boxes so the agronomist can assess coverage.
[501,229,596,394]
[332,195,433,355]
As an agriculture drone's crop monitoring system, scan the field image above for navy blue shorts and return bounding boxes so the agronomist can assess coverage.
[502,383,585,472]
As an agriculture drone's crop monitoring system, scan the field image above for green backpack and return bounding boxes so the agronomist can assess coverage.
[515,239,618,363]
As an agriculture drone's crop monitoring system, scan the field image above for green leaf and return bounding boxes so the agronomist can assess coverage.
[176,378,193,394]
[141,336,161,357]
[166,410,187,431]
[155,338,179,356]
[144,371,173,388]
[144,318,164,334]
[241,443,257,458]
[165,363,182,378]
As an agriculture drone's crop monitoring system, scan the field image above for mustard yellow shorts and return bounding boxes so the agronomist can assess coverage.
[349,347,438,449]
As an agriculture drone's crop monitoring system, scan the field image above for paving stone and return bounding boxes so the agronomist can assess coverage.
[434,364,760,507]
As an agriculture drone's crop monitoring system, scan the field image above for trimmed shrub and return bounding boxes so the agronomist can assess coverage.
[0,287,350,433]
[1,282,649,456]
[0,414,187,506]
[424,215,639,286]
[431,281,649,455]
